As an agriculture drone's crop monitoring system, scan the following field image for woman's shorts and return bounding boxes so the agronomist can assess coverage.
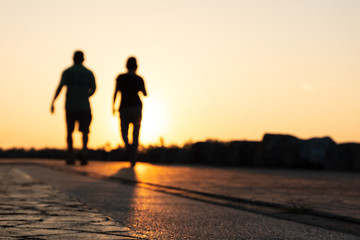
[120,106,142,126]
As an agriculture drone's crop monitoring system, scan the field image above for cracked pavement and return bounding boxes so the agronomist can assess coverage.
[0,166,147,239]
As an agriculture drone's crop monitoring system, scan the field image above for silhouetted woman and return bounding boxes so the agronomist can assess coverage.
[113,57,147,167]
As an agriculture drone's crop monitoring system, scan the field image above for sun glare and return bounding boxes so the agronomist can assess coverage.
[140,98,167,146]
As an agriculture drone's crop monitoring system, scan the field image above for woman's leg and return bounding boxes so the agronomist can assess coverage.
[121,121,130,149]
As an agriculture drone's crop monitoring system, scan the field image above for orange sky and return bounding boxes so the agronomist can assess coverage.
[1,0,360,149]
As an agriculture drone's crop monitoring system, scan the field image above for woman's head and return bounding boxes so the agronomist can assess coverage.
[126,57,138,72]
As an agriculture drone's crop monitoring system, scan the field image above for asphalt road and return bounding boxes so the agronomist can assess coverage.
[14,161,360,240]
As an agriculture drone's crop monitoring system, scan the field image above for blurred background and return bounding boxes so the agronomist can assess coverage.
[1,0,360,150]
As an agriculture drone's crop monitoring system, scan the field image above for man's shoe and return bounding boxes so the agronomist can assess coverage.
[66,159,75,165]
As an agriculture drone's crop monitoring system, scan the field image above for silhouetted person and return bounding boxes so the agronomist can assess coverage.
[51,50,96,165]
[113,57,147,167]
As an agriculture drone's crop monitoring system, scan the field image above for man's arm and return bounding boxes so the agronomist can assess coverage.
[89,72,96,97]
[50,84,63,114]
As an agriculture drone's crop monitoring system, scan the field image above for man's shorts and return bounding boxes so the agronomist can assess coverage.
[120,106,142,126]
[66,110,92,133]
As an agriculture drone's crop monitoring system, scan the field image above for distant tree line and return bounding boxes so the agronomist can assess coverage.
[1,133,360,171]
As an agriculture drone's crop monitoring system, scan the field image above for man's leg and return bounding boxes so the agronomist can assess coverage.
[66,131,75,164]
[80,132,89,165]
[67,132,73,152]
[66,112,75,165]
[82,133,88,150]
[79,110,92,165]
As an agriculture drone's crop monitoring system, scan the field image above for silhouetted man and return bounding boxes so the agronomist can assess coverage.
[113,56,147,167]
[51,50,96,165]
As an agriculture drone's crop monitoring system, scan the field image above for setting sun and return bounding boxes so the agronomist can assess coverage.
[141,98,168,146]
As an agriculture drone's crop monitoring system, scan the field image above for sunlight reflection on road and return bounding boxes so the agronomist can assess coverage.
[72,161,158,182]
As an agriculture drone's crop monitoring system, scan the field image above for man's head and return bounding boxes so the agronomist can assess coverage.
[73,51,84,64]
[126,57,138,72]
